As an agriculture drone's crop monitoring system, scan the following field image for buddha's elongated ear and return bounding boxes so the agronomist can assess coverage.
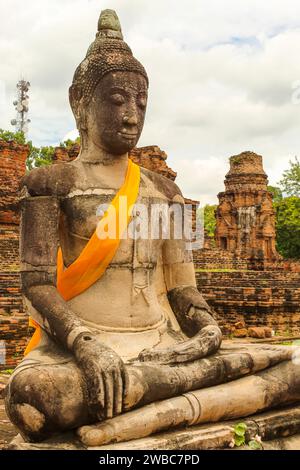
[69,85,89,150]
[69,84,82,121]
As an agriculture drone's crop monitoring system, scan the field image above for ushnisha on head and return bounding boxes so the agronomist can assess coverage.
[69,9,149,155]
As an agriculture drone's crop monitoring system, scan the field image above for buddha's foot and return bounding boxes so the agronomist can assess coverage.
[78,359,300,447]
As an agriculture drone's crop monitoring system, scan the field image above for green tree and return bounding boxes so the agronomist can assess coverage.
[26,142,55,171]
[26,138,81,170]
[59,137,80,148]
[275,196,300,259]
[268,185,283,203]
[203,204,217,237]
[0,128,26,144]
[279,157,300,197]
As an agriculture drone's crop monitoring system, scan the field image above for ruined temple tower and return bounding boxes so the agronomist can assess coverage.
[215,151,279,268]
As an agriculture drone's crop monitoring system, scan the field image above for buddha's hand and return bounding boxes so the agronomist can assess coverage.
[138,324,222,365]
[73,332,126,420]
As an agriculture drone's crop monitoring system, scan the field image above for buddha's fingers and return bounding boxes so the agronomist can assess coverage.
[139,344,198,364]
[138,325,221,365]
[104,371,114,419]
[200,325,222,351]
[122,366,130,403]
[113,369,123,416]
[96,373,105,419]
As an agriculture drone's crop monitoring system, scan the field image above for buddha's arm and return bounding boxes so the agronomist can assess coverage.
[20,195,87,344]
[20,189,125,419]
[139,238,222,364]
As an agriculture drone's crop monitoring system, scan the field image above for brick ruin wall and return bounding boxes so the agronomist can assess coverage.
[197,271,300,335]
[1,141,300,369]
[0,141,29,369]
[193,248,249,271]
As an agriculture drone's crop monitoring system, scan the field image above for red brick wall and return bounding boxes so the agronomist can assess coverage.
[193,248,249,271]
[196,270,300,335]
[0,140,29,225]
[0,140,29,370]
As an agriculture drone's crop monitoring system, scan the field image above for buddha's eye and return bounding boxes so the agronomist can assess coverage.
[110,93,125,105]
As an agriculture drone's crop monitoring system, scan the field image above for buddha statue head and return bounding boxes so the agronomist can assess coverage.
[69,9,149,154]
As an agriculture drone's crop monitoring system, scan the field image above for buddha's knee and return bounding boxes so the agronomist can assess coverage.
[5,368,49,441]
[5,365,88,441]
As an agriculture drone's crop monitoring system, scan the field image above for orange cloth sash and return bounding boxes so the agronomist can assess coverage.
[24,160,140,355]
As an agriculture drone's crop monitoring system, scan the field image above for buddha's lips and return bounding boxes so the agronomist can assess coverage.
[118,132,138,139]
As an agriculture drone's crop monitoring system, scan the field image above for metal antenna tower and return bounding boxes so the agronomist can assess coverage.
[11,79,31,135]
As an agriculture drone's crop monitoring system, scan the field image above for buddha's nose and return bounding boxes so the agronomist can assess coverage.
[123,114,138,125]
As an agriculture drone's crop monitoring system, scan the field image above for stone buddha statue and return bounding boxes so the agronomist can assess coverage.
[5,10,300,447]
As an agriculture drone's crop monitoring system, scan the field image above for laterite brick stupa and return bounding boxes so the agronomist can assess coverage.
[215,151,279,268]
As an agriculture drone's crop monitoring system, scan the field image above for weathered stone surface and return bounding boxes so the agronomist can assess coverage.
[7,405,300,451]
[7,432,84,450]
[76,352,300,447]
[261,435,300,450]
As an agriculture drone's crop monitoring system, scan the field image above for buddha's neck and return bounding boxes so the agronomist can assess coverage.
[78,141,129,188]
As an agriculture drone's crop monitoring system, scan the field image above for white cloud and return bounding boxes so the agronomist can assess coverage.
[1,0,300,203]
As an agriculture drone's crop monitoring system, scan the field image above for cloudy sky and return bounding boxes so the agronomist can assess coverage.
[1,0,300,204]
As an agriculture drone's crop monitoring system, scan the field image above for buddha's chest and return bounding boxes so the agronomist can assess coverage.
[59,194,165,266]
[61,193,110,238]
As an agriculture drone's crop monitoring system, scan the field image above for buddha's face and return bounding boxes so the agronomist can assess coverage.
[86,71,148,155]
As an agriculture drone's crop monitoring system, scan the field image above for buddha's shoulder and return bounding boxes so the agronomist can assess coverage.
[20,162,79,197]
[140,167,184,202]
